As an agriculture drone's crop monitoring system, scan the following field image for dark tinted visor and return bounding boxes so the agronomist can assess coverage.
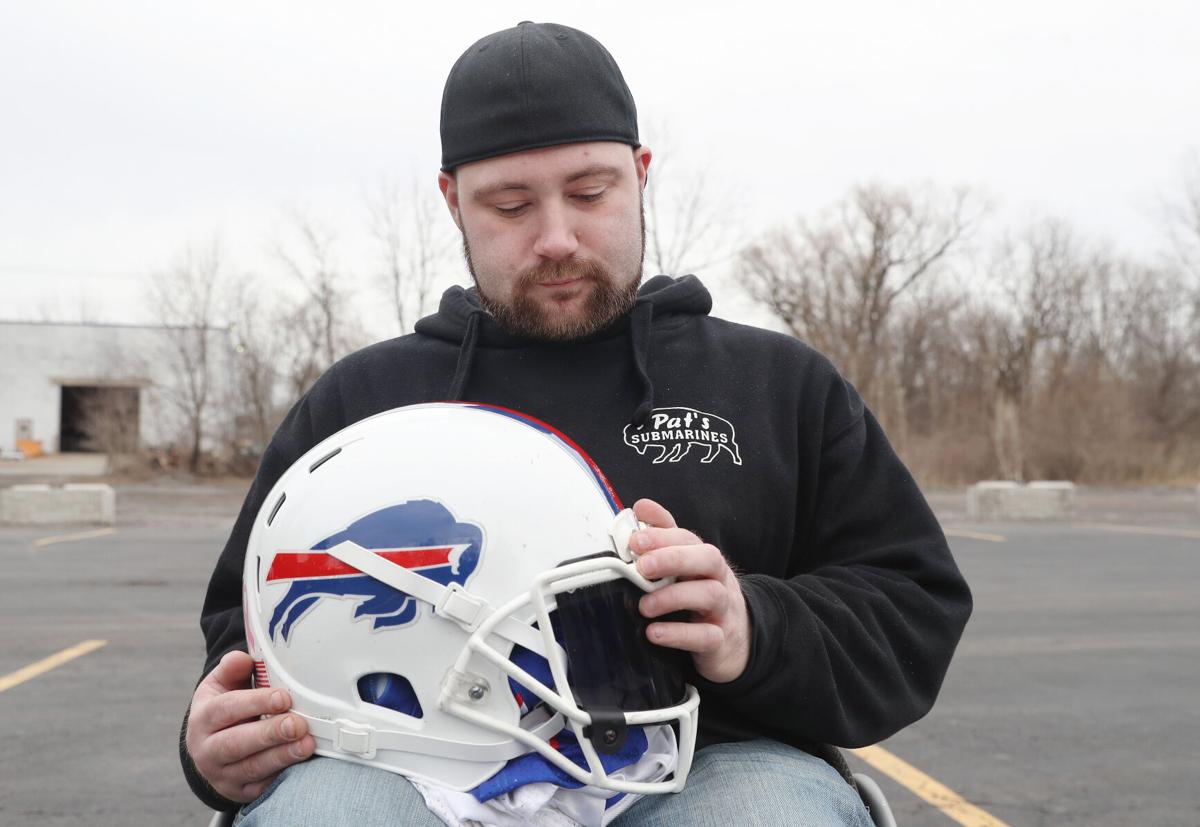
[553,552,688,754]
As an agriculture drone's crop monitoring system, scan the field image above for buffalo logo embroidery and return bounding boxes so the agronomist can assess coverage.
[623,407,743,466]
[266,499,482,642]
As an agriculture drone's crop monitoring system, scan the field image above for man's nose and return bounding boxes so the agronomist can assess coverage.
[531,203,579,260]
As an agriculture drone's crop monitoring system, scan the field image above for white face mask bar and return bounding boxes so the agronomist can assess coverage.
[441,553,700,794]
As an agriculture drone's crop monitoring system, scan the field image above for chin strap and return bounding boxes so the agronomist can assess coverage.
[322,540,547,657]
[300,708,563,762]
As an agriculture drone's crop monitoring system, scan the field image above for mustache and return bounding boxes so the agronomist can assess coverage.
[517,258,609,289]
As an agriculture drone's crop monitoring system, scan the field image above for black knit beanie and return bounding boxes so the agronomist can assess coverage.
[440,21,640,171]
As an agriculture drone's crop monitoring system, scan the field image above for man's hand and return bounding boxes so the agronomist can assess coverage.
[631,498,751,684]
[185,651,315,803]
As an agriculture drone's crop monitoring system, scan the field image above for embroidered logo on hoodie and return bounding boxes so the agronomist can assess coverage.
[623,407,743,466]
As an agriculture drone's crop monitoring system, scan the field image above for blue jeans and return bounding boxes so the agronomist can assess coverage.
[235,739,873,826]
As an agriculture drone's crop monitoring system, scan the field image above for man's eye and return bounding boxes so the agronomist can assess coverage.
[495,203,529,216]
[574,190,605,203]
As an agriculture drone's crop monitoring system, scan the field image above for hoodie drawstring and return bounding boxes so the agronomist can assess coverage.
[447,309,484,401]
[447,299,657,421]
[630,300,656,426]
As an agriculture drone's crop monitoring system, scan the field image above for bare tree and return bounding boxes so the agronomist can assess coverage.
[729,177,1200,485]
[1122,265,1200,451]
[282,302,332,400]
[147,241,223,474]
[1074,253,1131,377]
[274,211,350,370]
[642,129,741,276]
[972,221,1089,480]
[645,161,730,275]
[1158,154,1200,435]
[224,277,286,454]
[739,184,978,401]
[892,284,968,438]
[367,177,449,335]
[272,211,360,394]
[77,385,141,469]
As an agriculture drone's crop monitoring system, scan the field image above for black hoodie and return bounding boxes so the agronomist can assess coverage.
[182,275,972,809]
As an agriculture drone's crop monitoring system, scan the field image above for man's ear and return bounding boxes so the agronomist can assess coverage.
[438,171,463,230]
[632,146,653,192]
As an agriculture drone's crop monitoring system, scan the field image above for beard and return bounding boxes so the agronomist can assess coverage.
[462,201,646,342]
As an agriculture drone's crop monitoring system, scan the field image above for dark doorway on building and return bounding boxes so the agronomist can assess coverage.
[60,386,140,453]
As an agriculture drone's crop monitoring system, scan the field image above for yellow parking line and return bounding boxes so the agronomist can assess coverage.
[945,528,1006,543]
[1071,522,1200,540]
[0,640,107,693]
[33,527,116,547]
[848,744,1012,827]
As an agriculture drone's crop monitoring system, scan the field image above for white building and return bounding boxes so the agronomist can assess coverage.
[0,320,237,457]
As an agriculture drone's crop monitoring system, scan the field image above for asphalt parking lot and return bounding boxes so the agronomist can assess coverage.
[1,482,1197,826]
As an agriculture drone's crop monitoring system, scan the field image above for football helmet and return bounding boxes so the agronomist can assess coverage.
[243,402,699,795]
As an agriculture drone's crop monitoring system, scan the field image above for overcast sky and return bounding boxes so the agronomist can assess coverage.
[2,0,1197,328]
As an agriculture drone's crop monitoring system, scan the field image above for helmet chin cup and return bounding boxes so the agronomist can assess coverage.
[244,403,699,795]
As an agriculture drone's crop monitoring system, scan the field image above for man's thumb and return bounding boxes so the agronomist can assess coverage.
[210,650,253,692]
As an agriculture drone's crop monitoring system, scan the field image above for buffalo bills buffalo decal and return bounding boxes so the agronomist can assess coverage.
[265,499,482,642]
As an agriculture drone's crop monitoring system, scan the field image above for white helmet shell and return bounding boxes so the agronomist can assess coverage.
[243,403,698,794]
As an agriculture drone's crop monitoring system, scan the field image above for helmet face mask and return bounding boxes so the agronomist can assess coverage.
[551,557,690,741]
[243,403,699,794]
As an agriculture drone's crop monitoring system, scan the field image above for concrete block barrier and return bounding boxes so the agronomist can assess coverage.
[0,483,116,525]
[967,480,1075,520]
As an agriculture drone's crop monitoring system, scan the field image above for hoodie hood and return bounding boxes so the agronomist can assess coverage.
[413,274,713,425]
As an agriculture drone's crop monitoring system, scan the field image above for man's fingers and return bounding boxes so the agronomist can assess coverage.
[629,526,700,555]
[646,620,724,654]
[632,498,677,529]
[640,579,727,618]
[187,653,314,801]
[228,734,315,787]
[207,650,255,693]
[636,543,727,580]
[200,686,291,734]
[210,713,309,768]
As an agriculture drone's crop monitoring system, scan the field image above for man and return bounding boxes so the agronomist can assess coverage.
[181,21,972,826]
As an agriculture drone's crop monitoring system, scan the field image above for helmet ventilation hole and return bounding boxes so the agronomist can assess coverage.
[358,672,423,718]
[308,447,342,473]
[266,492,286,526]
